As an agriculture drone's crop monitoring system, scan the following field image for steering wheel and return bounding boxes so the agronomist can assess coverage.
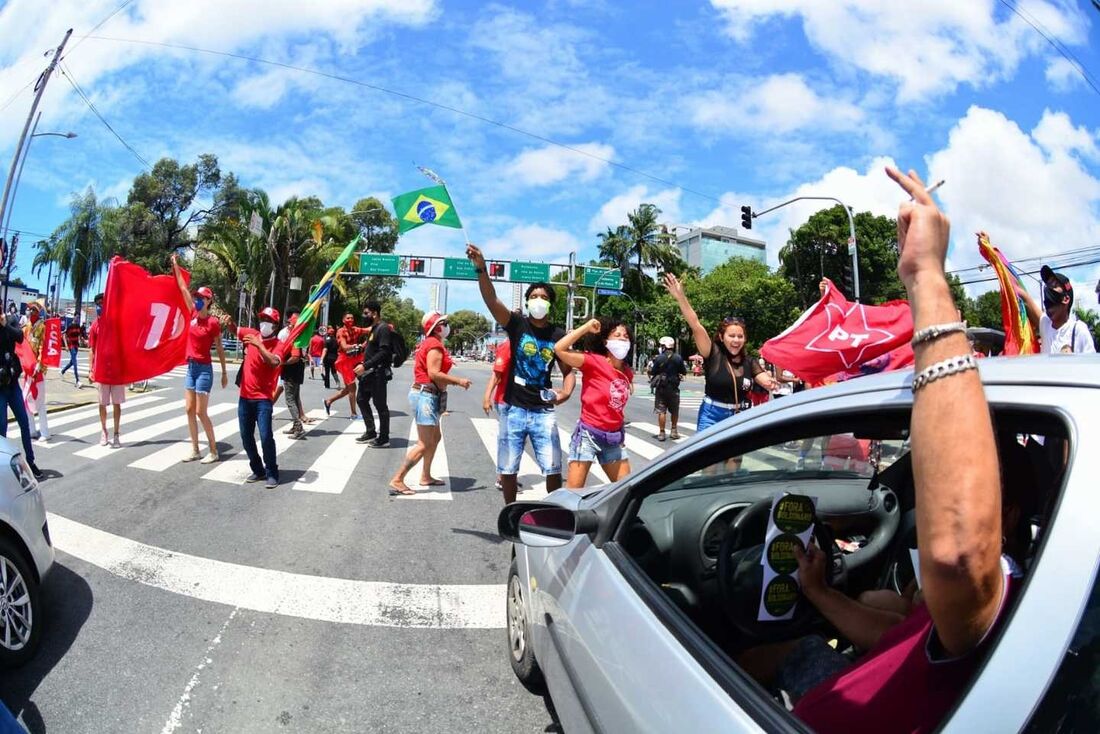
[717,497,846,643]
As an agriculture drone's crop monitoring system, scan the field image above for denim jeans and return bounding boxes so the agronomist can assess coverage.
[60,347,79,381]
[496,403,561,476]
[0,381,35,464]
[238,398,277,480]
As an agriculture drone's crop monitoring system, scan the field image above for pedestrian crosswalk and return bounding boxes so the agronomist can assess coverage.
[28,391,700,499]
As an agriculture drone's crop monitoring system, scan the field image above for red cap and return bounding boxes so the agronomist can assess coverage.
[422,311,448,335]
[194,286,214,301]
[259,306,280,323]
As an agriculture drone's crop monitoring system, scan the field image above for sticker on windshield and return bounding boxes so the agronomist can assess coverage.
[759,493,817,622]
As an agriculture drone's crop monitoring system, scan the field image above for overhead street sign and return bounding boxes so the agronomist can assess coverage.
[583,267,622,289]
[596,288,623,296]
[509,261,550,283]
[443,257,479,280]
[359,253,400,276]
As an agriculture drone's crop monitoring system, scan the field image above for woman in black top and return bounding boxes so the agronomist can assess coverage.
[0,313,43,478]
[320,326,340,389]
[664,273,775,431]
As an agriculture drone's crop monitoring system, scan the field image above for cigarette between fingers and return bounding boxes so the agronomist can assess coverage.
[910,179,945,201]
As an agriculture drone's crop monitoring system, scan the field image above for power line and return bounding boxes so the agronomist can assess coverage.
[58,61,149,168]
[947,244,1100,275]
[85,35,723,203]
[956,255,1100,286]
[996,0,1100,97]
[67,0,135,55]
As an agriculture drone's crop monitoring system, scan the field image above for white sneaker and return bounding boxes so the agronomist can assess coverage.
[111,434,121,449]
[200,453,219,464]
[182,450,201,462]
[100,431,109,447]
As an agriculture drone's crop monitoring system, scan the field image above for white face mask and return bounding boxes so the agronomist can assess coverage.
[439,324,450,339]
[606,339,631,361]
[259,322,276,338]
[526,298,550,320]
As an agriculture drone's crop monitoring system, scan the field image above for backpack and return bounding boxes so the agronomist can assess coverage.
[389,325,410,368]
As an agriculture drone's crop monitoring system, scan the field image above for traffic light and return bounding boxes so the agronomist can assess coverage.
[489,262,505,278]
[842,262,854,298]
[409,257,425,273]
[740,205,753,230]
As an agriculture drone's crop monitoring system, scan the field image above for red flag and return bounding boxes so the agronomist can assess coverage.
[42,317,62,368]
[15,337,41,406]
[761,279,913,384]
[92,256,191,384]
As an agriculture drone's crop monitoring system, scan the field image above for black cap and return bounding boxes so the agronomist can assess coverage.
[1040,265,1073,306]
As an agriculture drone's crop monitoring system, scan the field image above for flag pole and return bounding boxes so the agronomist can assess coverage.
[416,164,470,245]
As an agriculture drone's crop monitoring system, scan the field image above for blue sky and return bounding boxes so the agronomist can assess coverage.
[2,0,1099,317]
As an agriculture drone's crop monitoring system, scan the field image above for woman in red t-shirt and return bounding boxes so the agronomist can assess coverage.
[323,313,367,419]
[389,312,472,496]
[172,255,228,463]
[554,317,635,489]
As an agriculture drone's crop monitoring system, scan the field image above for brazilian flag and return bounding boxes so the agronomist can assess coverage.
[392,185,463,234]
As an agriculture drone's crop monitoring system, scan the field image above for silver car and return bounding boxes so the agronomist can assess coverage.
[0,436,53,667]
[500,356,1099,733]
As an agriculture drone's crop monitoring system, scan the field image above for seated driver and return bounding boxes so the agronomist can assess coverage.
[742,168,1026,733]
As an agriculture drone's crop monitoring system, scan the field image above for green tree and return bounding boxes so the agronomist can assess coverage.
[971,290,1004,330]
[1074,306,1100,351]
[446,310,491,352]
[778,205,904,306]
[381,297,424,344]
[42,187,111,320]
[597,204,685,301]
[686,257,802,352]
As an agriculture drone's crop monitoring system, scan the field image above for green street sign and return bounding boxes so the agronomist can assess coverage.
[443,257,479,280]
[359,253,400,276]
[510,261,550,283]
[584,267,622,289]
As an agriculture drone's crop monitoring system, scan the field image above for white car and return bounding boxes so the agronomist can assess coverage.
[0,436,53,667]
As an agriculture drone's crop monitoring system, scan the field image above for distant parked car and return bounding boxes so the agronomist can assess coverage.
[0,435,53,667]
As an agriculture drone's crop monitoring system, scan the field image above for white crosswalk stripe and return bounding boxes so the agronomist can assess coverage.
[42,395,165,430]
[201,408,329,484]
[627,421,693,442]
[75,403,236,460]
[36,398,182,448]
[393,420,453,500]
[129,407,288,471]
[469,418,547,500]
[292,418,368,495]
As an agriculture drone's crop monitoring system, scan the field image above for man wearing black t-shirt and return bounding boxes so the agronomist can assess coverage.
[648,336,687,441]
[467,244,576,503]
[353,300,393,448]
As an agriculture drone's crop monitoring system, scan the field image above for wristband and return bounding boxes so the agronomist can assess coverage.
[911,321,967,347]
[911,354,978,393]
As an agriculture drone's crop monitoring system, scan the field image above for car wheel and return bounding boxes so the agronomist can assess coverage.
[0,536,42,668]
[507,558,544,691]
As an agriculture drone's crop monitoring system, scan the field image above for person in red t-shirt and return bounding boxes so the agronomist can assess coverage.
[481,339,518,492]
[389,312,471,496]
[60,320,83,387]
[172,256,228,463]
[308,330,324,380]
[323,313,367,419]
[227,307,284,488]
[87,292,127,447]
[554,317,635,489]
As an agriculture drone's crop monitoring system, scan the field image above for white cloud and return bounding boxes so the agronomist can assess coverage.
[503,142,614,187]
[709,0,1089,101]
[588,185,682,234]
[482,224,583,265]
[1044,56,1086,93]
[689,73,863,134]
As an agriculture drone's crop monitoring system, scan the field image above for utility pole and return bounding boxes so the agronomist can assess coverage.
[0,28,72,308]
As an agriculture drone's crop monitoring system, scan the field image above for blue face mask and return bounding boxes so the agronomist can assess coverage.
[193,298,206,312]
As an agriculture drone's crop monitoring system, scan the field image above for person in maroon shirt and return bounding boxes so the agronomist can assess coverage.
[739,168,1018,734]
[60,319,83,387]
[172,255,228,463]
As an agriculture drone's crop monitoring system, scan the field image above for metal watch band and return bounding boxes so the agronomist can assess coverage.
[911,321,967,347]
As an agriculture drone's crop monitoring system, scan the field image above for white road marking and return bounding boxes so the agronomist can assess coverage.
[623,431,664,460]
[201,408,328,484]
[628,421,693,439]
[75,403,236,460]
[470,417,546,500]
[292,417,366,494]
[159,607,239,734]
[395,419,452,500]
[556,427,611,486]
[43,395,164,429]
[36,399,183,448]
[129,408,287,472]
[49,513,502,629]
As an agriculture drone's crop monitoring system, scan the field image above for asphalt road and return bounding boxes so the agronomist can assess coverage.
[0,358,702,734]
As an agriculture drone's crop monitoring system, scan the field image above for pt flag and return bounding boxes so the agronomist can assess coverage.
[15,337,41,407]
[42,317,62,368]
[392,185,462,234]
[282,234,363,355]
[977,232,1039,355]
[92,257,192,384]
[761,278,913,384]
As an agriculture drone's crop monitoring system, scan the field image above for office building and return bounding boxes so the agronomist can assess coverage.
[430,281,448,313]
[675,225,767,274]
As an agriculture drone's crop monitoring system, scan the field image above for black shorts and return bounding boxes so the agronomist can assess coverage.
[654,385,680,415]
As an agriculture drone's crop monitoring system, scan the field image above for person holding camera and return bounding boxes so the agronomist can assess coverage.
[323,313,367,418]
[0,310,43,479]
[353,301,393,448]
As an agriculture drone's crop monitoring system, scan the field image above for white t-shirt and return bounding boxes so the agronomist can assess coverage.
[1039,313,1096,354]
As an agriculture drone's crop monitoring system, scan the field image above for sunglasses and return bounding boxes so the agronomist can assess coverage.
[721,316,746,326]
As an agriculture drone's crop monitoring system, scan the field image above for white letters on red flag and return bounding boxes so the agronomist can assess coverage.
[761,279,913,384]
[43,317,62,368]
[92,257,192,384]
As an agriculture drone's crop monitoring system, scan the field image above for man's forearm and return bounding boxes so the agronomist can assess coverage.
[806,587,903,652]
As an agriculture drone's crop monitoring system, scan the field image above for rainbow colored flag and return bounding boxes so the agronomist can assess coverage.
[279,233,362,356]
[977,232,1039,355]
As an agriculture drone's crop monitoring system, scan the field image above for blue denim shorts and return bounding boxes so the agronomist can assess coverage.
[184,360,214,394]
[409,389,441,426]
[568,422,626,465]
[497,403,561,476]
[696,397,749,431]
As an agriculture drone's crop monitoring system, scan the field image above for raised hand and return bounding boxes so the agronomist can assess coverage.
[663,272,685,300]
[465,244,486,269]
[586,318,601,333]
[885,166,951,291]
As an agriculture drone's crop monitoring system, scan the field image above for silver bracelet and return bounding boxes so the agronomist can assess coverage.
[912,354,978,392]
[911,321,967,346]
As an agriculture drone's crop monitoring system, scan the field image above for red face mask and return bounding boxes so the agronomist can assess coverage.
[28,311,39,324]
[343,318,354,327]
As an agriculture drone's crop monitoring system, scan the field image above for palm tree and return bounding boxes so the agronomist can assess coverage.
[48,188,110,319]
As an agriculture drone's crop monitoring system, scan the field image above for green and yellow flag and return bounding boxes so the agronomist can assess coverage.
[392,185,462,234]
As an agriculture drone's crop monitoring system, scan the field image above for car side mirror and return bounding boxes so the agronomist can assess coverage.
[498,502,598,547]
